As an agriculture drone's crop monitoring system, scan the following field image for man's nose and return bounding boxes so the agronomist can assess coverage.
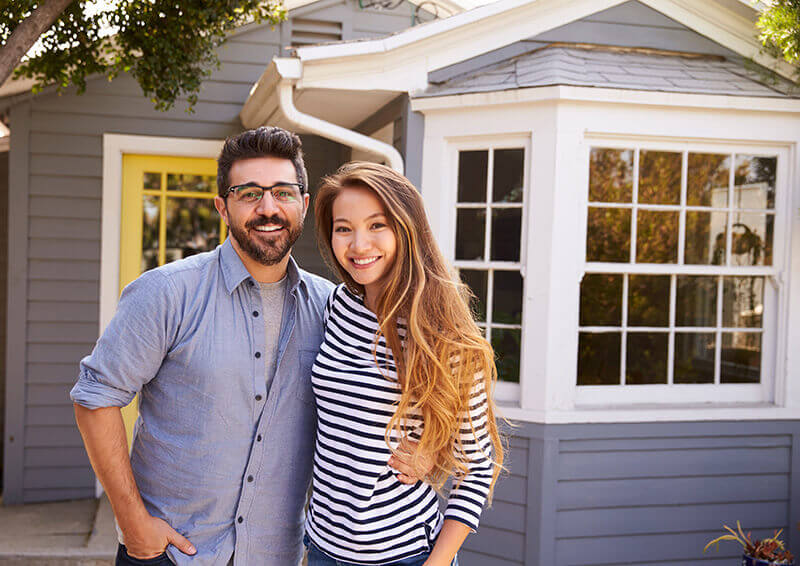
[255,191,279,215]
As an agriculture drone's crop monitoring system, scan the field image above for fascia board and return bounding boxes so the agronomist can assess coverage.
[240,60,283,128]
[410,85,800,114]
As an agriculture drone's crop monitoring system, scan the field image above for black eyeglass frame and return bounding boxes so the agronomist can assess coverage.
[222,181,306,200]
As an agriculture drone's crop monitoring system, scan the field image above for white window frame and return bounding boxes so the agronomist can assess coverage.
[444,135,532,403]
[575,136,791,407]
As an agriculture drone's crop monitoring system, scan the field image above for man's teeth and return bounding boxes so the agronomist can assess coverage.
[254,225,281,232]
[352,257,379,265]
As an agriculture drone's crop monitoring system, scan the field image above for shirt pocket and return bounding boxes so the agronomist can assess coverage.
[295,348,318,405]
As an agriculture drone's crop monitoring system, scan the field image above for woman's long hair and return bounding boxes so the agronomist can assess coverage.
[315,162,505,497]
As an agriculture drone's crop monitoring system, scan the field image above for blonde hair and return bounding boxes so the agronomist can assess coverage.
[315,162,505,496]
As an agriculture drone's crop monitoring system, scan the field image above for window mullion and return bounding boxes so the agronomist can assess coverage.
[486,269,494,344]
[715,275,723,384]
[668,274,676,385]
[678,151,687,265]
[726,153,735,267]
[158,172,167,267]
[630,149,640,264]
[621,274,629,385]
[484,150,494,262]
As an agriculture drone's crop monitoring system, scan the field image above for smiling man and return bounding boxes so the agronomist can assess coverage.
[70,127,335,566]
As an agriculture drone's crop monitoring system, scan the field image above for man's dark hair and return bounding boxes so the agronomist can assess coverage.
[217,126,307,196]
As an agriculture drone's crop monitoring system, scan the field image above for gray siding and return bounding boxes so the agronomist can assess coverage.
[458,420,800,566]
[3,0,419,503]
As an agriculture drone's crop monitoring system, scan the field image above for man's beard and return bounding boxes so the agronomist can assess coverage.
[229,214,303,266]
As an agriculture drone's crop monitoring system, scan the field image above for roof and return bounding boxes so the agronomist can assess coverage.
[420,43,800,98]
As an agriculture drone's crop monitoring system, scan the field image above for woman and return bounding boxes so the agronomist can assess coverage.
[305,162,505,566]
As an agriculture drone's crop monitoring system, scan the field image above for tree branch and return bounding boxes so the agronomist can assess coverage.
[0,0,75,88]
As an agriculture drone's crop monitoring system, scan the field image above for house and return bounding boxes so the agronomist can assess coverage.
[3,0,800,564]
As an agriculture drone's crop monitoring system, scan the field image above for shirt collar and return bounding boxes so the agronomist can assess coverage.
[220,238,307,295]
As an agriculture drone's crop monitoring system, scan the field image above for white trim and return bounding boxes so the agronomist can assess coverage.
[411,86,800,115]
[0,136,8,153]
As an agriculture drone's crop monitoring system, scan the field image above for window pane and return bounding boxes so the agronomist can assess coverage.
[674,332,716,384]
[639,150,681,205]
[455,209,485,260]
[734,155,776,209]
[460,269,487,322]
[493,148,524,203]
[637,210,679,263]
[144,172,161,191]
[493,271,523,324]
[492,328,520,383]
[458,150,488,203]
[626,332,668,384]
[676,276,717,327]
[687,153,729,207]
[722,276,764,329]
[580,274,623,326]
[142,195,160,273]
[628,275,670,327]
[685,211,727,265]
[578,332,621,385]
[164,198,220,262]
[721,332,761,383]
[586,207,631,262]
[167,173,215,193]
[589,148,633,203]
[731,212,773,266]
[491,209,522,261]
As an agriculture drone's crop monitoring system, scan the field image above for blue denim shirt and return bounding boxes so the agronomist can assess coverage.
[71,239,333,565]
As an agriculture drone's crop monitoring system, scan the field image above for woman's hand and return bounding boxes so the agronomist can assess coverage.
[388,438,435,484]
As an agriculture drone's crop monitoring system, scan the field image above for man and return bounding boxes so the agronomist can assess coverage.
[72,127,419,566]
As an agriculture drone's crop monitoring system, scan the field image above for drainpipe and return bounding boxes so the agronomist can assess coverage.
[277,79,404,174]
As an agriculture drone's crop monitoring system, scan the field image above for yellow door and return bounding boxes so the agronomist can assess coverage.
[119,155,225,445]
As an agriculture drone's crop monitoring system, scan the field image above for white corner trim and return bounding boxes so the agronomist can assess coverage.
[100,134,224,335]
[0,136,8,153]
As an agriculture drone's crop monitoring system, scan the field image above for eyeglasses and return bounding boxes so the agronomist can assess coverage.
[223,182,305,204]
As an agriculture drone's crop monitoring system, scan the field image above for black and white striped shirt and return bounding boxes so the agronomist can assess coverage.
[305,285,494,565]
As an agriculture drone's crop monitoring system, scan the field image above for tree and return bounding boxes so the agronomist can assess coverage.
[0,1,286,112]
[758,0,800,78]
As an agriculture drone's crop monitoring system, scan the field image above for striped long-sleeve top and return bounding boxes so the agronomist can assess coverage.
[305,284,495,565]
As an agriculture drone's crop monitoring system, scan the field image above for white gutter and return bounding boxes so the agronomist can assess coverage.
[275,62,404,173]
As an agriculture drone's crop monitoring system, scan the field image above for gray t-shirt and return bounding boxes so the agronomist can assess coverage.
[259,276,287,393]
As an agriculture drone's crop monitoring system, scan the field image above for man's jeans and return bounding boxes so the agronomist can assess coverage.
[304,535,458,566]
[116,544,173,566]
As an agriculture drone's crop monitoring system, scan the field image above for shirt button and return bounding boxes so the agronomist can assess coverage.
[247,475,254,482]
[237,516,243,524]
[256,434,262,442]
[255,394,263,401]
[255,352,261,359]
[252,311,259,317]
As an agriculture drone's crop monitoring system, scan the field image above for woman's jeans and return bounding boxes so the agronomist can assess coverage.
[304,534,458,566]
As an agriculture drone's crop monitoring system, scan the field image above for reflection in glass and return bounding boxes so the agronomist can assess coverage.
[577,332,621,385]
[723,276,764,329]
[455,209,485,260]
[586,207,631,262]
[628,275,670,327]
[493,149,524,203]
[491,209,522,261]
[734,155,776,209]
[687,153,729,207]
[493,271,523,324]
[460,269,487,322]
[626,332,668,384]
[164,198,220,262]
[458,151,488,203]
[167,174,215,193]
[639,150,681,205]
[685,211,727,265]
[721,332,761,383]
[580,274,623,326]
[731,213,773,266]
[589,148,633,203]
[492,328,520,382]
[142,195,160,273]
[674,332,715,383]
[144,172,161,191]
[676,276,717,327]
[637,210,679,263]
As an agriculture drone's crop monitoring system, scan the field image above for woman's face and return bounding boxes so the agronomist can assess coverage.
[331,185,398,302]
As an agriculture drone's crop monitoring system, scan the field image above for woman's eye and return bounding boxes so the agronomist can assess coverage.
[371,222,386,229]
[334,226,350,233]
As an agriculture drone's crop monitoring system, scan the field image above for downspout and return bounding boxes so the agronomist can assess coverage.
[277,79,404,174]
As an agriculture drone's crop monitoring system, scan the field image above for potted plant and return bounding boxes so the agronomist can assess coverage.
[704,521,795,565]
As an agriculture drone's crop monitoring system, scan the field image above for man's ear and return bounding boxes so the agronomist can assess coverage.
[302,192,311,218]
[214,196,229,225]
